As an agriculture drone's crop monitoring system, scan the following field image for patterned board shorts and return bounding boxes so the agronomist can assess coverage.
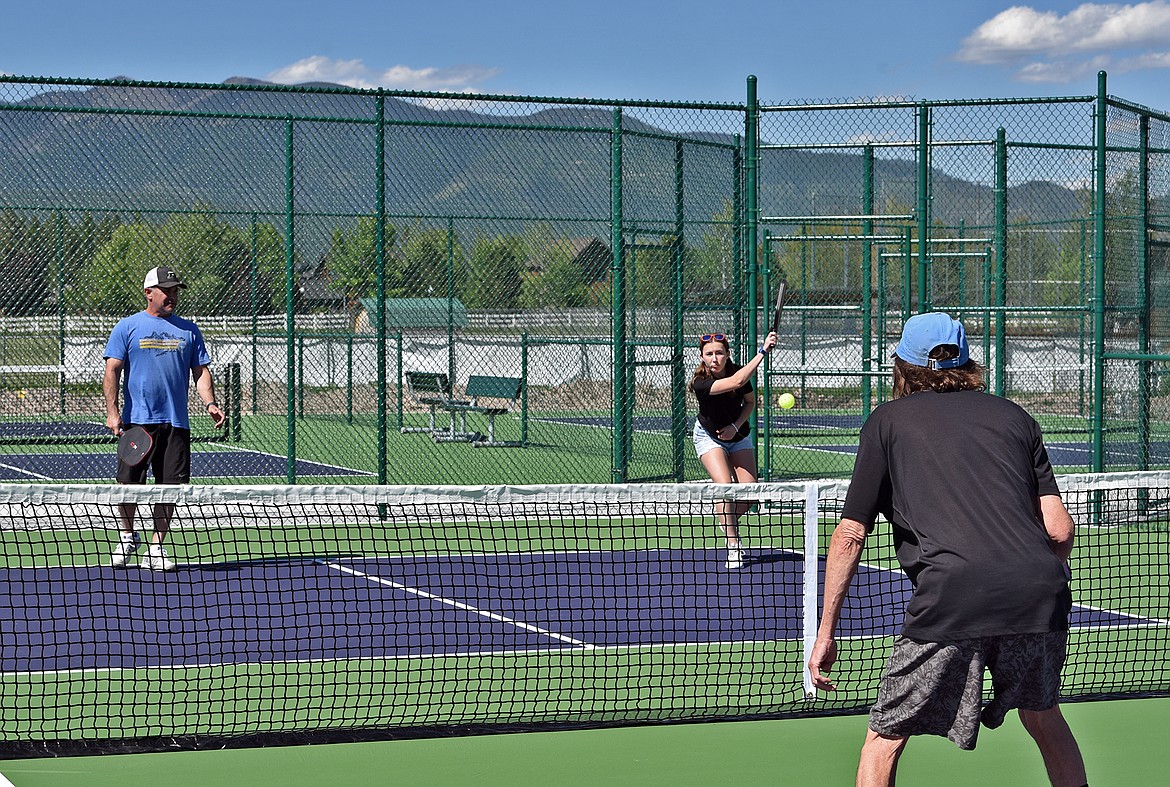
[868,630,1067,750]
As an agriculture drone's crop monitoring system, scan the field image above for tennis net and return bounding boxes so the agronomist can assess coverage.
[0,472,1166,755]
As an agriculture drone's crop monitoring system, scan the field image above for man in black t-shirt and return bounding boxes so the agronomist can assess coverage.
[807,312,1086,786]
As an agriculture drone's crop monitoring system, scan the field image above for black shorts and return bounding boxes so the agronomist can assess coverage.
[116,423,191,484]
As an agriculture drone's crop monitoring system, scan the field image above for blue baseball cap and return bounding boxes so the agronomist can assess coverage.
[894,312,969,369]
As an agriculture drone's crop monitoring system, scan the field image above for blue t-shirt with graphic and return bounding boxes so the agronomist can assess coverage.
[104,311,212,429]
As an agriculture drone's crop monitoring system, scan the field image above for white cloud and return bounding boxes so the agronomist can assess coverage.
[267,56,500,92]
[957,2,1170,81]
[1015,54,1111,82]
[1114,48,1170,69]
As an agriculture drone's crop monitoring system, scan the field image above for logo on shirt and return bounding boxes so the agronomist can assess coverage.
[139,331,187,355]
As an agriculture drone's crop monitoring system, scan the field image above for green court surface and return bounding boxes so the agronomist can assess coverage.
[0,696,1163,785]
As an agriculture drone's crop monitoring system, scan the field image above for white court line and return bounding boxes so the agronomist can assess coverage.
[0,460,54,480]
[0,771,14,787]
[784,444,858,457]
[319,559,593,648]
[210,443,376,476]
[1071,601,1170,626]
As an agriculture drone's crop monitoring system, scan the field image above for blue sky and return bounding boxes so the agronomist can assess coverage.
[7,1,1170,110]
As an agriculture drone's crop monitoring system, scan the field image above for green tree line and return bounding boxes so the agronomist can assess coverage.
[0,195,1114,320]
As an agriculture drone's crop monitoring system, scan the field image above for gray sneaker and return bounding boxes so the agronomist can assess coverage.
[111,532,140,568]
[140,544,176,572]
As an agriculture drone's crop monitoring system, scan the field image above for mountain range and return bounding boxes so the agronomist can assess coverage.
[0,78,1089,239]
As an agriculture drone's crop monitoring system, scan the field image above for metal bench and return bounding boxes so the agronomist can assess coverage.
[439,375,524,447]
[401,371,467,436]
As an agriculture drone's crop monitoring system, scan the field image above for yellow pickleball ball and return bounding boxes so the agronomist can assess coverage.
[778,392,796,410]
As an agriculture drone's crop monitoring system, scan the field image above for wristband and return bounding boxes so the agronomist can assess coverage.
[758,346,769,355]
[205,401,219,411]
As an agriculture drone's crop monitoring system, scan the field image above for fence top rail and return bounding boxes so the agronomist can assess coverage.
[759,94,1094,112]
[0,74,746,113]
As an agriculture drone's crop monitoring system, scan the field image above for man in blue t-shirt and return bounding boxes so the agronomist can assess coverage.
[103,266,226,571]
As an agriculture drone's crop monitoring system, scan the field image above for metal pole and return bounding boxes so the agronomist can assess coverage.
[1138,114,1151,469]
[745,76,761,472]
[447,216,456,388]
[672,139,686,481]
[375,94,388,483]
[1092,71,1108,472]
[994,127,1008,397]
[916,102,931,313]
[284,117,297,483]
[250,214,259,415]
[862,145,874,415]
[521,332,529,447]
[745,76,760,354]
[611,108,627,482]
[732,138,744,350]
[55,210,65,415]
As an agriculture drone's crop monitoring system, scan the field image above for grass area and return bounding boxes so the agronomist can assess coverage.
[0,697,1166,785]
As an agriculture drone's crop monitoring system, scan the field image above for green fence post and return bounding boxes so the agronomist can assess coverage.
[733,137,744,352]
[994,127,1008,397]
[284,116,297,484]
[761,230,773,479]
[745,76,759,363]
[446,215,456,388]
[346,334,354,426]
[611,107,627,482]
[916,102,931,313]
[745,76,761,473]
[297,335,304,418]
[521,333,529,447]
[1092,71,1108,472]
[672,139,686,481]
[375,94,388,484]
[55,210,65,415]
[250,214,259,415]
[1138,115,1151,470]
[395,331,403,432]
[862,145,874,416]
[982,246,993,381]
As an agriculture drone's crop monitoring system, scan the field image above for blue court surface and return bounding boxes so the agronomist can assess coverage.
[0,548,1150,672]
[0,418,370,480]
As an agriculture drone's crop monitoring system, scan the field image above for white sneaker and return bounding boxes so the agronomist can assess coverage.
[725,547,747,570]
[141,544,176,572]
[111,532,140,568]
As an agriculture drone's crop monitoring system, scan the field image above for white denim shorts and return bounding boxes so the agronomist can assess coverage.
[692,419,754,458]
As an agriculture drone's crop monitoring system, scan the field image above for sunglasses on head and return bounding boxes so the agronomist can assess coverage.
[700,334,727,343]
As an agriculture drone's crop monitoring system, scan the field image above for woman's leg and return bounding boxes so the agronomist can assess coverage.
[728,448,759,523]
[699,448,740,546]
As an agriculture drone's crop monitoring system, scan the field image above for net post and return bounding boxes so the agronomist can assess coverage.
[801,481,821,698]
[230,362,242,442]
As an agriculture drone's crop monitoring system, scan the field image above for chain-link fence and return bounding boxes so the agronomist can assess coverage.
[0,73,1166,483]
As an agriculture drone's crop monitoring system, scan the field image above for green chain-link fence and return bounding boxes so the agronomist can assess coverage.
[0,72,1167,484]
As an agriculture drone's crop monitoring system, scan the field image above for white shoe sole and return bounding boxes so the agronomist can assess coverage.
[140,556,176,572]
[111,550,138,569]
